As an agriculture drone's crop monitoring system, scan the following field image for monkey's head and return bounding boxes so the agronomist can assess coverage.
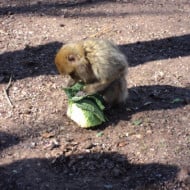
[54,43,87,76]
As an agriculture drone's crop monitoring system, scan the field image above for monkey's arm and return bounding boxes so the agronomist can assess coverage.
[84,79,113,94]
[84,62,127,94]
[66,77,76,87]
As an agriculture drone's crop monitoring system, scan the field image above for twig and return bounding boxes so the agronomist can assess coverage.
[3,74,14,108]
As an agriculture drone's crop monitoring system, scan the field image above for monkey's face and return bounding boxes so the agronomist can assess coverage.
[54,49,77,75]
[54,44,84,76]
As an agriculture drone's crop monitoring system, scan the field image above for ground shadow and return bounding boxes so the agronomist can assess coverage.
[0,0,120,17]
[128,84,190,111]
[120,34,190,66]
[0,132,20,151]
[103,84,190,125]
[0,0,182,17]
[0,152,182,190]
[1,34,190,83]
[0,41,63,83]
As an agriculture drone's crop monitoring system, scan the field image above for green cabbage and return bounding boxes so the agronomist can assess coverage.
[63,83,107,128]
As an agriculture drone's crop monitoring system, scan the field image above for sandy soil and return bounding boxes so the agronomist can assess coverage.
[0,1,190,189]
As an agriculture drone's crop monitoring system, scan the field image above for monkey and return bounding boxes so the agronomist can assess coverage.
[54,38,128,106]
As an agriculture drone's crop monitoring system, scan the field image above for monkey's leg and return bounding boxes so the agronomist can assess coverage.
[102,77,128,106]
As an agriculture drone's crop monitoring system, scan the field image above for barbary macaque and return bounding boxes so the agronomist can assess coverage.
[55,39,128,106]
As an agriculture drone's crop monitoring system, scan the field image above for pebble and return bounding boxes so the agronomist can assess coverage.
[30,142,36,148]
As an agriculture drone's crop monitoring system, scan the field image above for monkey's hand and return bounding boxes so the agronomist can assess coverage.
[66,77,76,87]
[75,90,87,97]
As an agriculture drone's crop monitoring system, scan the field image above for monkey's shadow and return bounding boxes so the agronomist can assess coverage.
[100,84,190,128]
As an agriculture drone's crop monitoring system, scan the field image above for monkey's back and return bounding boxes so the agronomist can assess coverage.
[82,39,128,81]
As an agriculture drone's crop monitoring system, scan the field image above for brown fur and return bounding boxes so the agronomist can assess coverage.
[55,39,128,106]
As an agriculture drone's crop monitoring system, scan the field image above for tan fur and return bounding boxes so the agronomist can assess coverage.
[55,39,128,106]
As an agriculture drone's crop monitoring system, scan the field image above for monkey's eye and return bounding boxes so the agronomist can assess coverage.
[67,54,76,62]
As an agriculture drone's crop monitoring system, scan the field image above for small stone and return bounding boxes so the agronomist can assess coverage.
[41,132,55,138]
[60,24,65,27]
[85,143,95,149]
[30,142,36,148]
[50,139,60,150]
[12,169,18,174]
[146,130,152,134]
[104,184,113,189]
[117,140,128,147]
[133,134,142,139]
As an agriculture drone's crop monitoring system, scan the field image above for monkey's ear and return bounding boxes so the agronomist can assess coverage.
[67,54,76,62]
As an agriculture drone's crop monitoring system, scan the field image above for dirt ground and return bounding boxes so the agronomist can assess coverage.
[0,0,190,189]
